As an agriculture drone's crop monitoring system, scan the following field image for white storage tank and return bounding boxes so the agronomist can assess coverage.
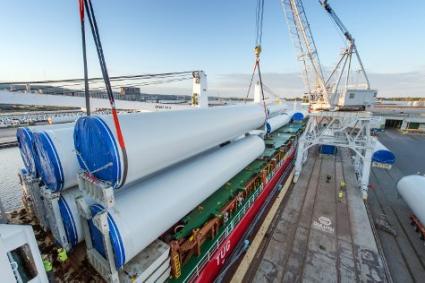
[57,187,85,248]
[74,105,266,189]
[372,138,396,165]
[88,135,265,268]
[16,127,39,176]
[33,127,79,192]
[16,123,73,177]
[397,175,425,226]
[267,104,287,117]
[292,110,307,121]
[265,113,291,134]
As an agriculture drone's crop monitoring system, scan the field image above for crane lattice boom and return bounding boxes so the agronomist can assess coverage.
[281,0,377,111]
[281,0,329,109]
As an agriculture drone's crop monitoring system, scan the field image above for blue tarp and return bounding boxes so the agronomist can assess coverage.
[33,132,64,191]
[58,196,78,248]
[16,128,38,176]
[320,145,337,155]
[89,204,126,269]
[74,117,121,188]
[292,112,305,121]
[372,150,396,164]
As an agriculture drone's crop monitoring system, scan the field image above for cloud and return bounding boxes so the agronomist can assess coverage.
[368,70,425,97]
[210,73,305,98]
[207,69,425,98]
[119,69,425,99]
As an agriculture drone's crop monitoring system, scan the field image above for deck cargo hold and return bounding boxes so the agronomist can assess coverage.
[74,105,266,189]
[88,135,265,268]
[372,138,396,165]
[33,127,79,192]
[397,175,425,225]
[16,123,73,176]
[265,113,292,133]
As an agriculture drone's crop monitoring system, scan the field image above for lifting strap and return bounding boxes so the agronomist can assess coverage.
[78,0,90,115]
[245,0,268,120]
[81,0,128,188]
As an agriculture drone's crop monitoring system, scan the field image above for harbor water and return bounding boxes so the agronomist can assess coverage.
[0,147,23,212]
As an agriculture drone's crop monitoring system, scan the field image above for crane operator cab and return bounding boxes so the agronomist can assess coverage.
[337,88,377,110]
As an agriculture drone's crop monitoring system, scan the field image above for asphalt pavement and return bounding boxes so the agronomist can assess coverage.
[368,129,425,283]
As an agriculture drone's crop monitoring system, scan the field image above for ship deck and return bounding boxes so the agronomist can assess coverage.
[236,147,389,282]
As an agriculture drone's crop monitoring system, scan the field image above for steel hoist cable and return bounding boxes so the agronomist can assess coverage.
[78,0,90,116]
[245,0,268,120]
[81,0,128,188]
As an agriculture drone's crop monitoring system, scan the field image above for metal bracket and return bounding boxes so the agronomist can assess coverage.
[19,172,50,230]
[295,111,373,197]
[77,196,119,283]
[77,170,171,282]
[40,187,73,251]
[78,171,115,209]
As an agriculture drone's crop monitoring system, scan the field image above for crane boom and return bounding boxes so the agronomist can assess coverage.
[319,0,375,110]
[281,0,376,110]
[281,0,330,108]
[320,0,352,42]
[320,0,371,89]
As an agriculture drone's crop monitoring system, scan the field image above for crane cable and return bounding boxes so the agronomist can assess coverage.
[78,0,90,115]
[245,0,268,120]
[81,0,128,188]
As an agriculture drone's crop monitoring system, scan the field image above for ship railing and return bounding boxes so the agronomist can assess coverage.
[185,143,297,281]
[184,183,263,282]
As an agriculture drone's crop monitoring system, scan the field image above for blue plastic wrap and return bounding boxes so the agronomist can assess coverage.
[16,127,37,176]
[372,149,396,164]
[292,112,305,121]
[58,196,79,248]
[33,132,64,191]
[74,116,121,187]
[88,204,126,269]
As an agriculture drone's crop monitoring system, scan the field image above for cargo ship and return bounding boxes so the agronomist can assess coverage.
[72,111,306,283]
[5,102,306,283]
[167,121,303,282]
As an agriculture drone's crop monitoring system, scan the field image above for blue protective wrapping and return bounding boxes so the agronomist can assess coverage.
[89,204,126,269]
[266,122,272,133]
[372,150,396,164]
[74,116,121,188]
[292,112,304,121]
[320,145,337,155]
[33,132,64,192]
[58,196,79,248]
[16,127,38,176]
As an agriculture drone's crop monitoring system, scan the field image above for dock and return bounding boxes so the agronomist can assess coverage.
[236,147,388,282]
[368,130,425,282]
[0,137,17,148]
[0,127,18,148]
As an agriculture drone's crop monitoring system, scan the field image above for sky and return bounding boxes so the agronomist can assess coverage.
[0,0,424,98]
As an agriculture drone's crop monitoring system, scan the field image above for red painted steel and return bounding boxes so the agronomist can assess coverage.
[192,149,296,283]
